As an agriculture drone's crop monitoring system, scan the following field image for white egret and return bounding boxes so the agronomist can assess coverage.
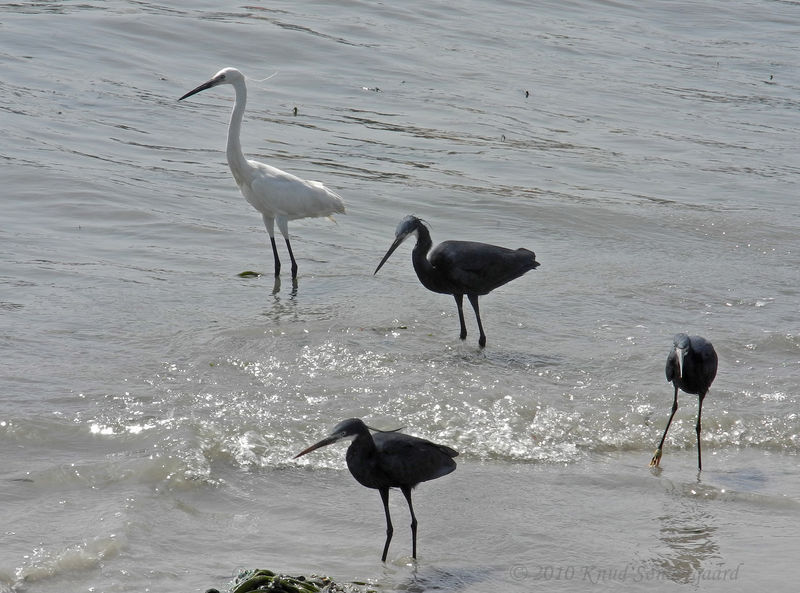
[179,67,345,278]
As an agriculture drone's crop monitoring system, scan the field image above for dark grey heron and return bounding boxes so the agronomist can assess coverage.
[374,215,539,348]
[179,67,345,278]
[650,333,718,470]
[294,418,458,561]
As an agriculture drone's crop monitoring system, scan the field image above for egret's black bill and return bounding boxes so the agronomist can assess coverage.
[179,79,216,101]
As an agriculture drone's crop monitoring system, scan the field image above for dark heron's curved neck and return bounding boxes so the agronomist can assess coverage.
[348,424,377,456]
[346,429,384,488]
[410,223,446,293]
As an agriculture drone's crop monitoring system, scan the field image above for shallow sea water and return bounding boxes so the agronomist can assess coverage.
[1,1,799,592]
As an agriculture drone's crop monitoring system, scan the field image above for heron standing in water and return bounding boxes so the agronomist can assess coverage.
[179,67,345,279]
[294,418,458,561]
[651,333,718,470]
[374,215,539,348]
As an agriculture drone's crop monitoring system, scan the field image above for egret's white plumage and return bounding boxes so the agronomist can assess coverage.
[179,67,345,278]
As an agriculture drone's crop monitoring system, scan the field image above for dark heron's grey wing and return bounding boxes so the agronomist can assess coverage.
[373,432,458,486]
[430,240,539,295]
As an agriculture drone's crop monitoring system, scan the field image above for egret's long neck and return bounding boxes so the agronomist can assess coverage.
[226,79,249,185]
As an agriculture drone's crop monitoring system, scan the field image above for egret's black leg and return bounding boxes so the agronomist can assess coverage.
[379,487,393,562]
[284,237,298,279]
[454,294,467,341]
[696,393,705,471]
[269,236,281,277]
[401,485,418,559]
[651,385,679,467]
[467,294,486,348]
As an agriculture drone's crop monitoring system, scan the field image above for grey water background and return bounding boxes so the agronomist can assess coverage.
[1,0,799,591]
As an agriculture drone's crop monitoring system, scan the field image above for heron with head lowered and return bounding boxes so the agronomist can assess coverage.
[294,418,458,562]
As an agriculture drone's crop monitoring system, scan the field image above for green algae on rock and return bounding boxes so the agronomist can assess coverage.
[214,568,368,593]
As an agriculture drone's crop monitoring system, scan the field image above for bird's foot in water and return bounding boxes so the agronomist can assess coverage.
[649,448,663,467]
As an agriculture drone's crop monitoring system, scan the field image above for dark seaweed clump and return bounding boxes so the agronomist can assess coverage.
[207,568,374,593]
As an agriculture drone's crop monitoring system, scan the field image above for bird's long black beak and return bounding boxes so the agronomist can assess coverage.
[179,78,217,101]
[293,433,343,459]
[374,235,408,275]
[676,347,686,379]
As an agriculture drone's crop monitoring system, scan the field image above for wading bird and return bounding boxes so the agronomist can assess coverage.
[374,215,539,348]
[179,67,345,279]
[650,333,718,470]
[294,418,458,561]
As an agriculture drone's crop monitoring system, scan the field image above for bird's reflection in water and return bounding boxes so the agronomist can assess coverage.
[651,481,720,584]
[260,277,301,325]
[271,275,298,297]
[387,564,490,593]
